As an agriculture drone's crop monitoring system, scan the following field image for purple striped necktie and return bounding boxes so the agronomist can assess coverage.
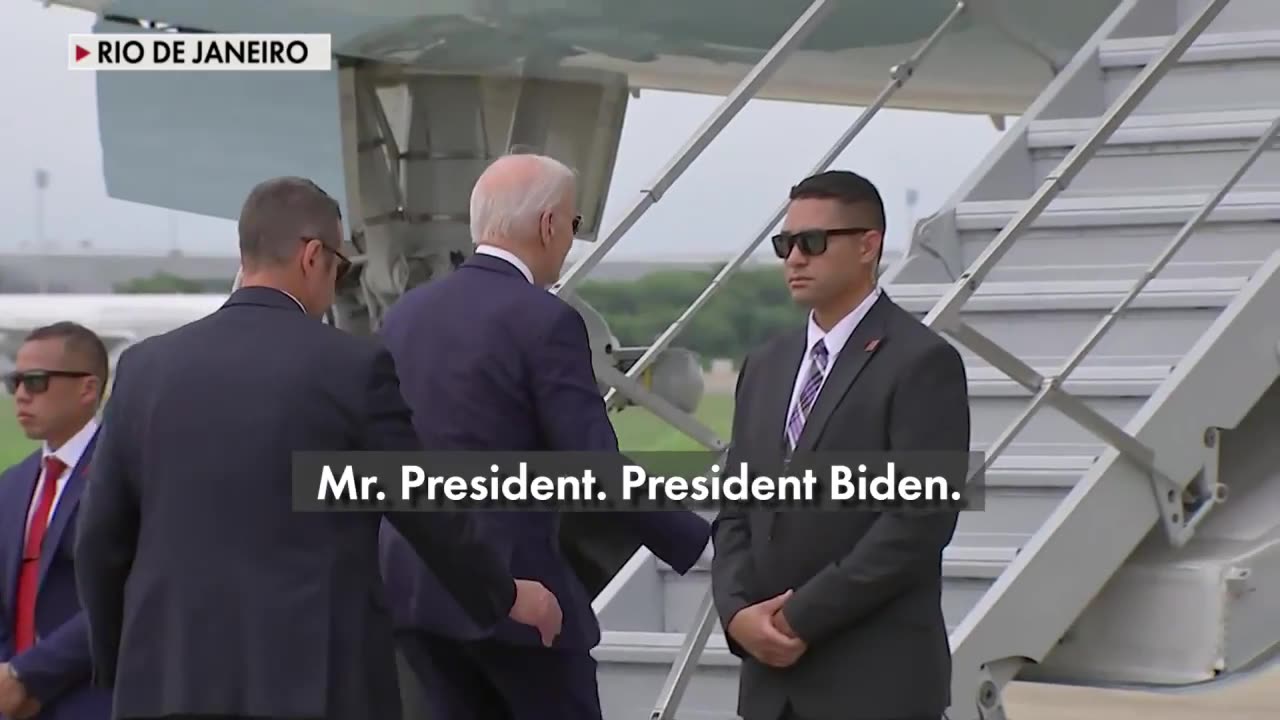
[786,339,829,453]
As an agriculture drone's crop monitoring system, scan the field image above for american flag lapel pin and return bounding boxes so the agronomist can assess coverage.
[865,338,881,352]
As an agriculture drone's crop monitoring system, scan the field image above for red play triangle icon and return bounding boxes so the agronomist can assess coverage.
[75,45,89,61]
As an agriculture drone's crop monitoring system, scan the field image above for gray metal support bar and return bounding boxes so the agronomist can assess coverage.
[360,81,406,214]
[336,64,368,254]
[550,0,837,296]
[947,321,1159,475]
[601,0,969,410]
[649,589,719,720]
[924,0,1231,331]
[592,362,727,451]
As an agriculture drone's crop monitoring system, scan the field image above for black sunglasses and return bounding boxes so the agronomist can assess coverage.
[4,369,92,395]
[771,227,874,259]
[302,237,352,283]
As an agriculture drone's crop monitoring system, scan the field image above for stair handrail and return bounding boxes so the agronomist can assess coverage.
[882,0,1148,285]
[600,0,970,414]
[923,0,1232,534]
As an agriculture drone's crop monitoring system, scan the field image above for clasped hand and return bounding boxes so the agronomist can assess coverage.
[727,590,806,668]
[0,663,40,719]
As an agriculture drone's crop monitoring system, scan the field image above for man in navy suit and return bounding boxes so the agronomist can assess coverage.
[73,176,562,720]
[0,322,112,720]
[378,153,711,720]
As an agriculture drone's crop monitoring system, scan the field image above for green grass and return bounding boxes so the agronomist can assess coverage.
[611,392,735,451]
[0,396,37,466]
[0,393,733,466]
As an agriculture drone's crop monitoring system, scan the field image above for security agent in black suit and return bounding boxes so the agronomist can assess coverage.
[711,171,970,720]
[74,177,563,720]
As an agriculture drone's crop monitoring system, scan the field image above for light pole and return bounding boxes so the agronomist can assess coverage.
[34,169,49,293]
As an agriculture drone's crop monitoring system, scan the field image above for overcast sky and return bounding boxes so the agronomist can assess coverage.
[2,2,1007,262]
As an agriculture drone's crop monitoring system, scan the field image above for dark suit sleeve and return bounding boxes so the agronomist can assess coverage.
[74,348,142,688]
[781,340,968,645]
[362,346,517,627]
[710,355,757,659]
[0,558,9,661]
[8,612,91,702]
[534,305,710,575]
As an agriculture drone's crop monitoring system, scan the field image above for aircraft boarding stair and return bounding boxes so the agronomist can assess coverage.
[591,0,1280,718]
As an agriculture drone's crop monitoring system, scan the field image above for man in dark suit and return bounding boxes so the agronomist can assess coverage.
[711,170,970,720]
[73,176,563,720]
[378,153,711,720]
[0,322,112,720]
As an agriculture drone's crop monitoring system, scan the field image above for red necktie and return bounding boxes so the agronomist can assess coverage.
[13,455,67,652]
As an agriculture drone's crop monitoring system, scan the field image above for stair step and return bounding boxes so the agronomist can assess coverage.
[967,364,1170,397]
[954,190,1280,230]
[1027,108,1280,197]
[1099,30,1280,114]
[893,276,1243,356]
[951,191,1280,282]
[660,538,1024,635]
[678,540,1020,579]
[891,278,1237,450]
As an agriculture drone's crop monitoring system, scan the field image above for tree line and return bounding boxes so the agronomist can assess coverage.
[576,265,803,366]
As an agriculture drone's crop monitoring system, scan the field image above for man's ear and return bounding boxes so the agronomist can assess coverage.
[301,239,323,272]
[82,375,103,405]
[538,210,553,247]
[863,230,884,264]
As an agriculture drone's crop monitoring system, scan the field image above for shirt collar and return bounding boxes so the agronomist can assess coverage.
[806,286,882,356]
[43,417,99,471]
[474,244,535,285]
[279,289,307,313]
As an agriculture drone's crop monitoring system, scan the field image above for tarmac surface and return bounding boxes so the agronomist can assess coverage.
[1002,670,1280,719]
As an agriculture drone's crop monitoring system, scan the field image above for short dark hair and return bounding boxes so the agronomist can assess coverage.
[789,170,886,268]
[788,170,886,234]
[238,176,343,267]
[24,321,109,396]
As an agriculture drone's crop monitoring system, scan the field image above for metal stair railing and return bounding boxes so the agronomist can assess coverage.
[925,0,1233,548]
[598,1,969,415]
[553,1,971,462]
[551,0,838,297]
[957,106,1280,720]
[543,0,840,451]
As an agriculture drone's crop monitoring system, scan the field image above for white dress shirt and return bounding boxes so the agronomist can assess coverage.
[25,417,99,536]
[475,244,535,285]
[786,286,883,419]
[279,289,307,313]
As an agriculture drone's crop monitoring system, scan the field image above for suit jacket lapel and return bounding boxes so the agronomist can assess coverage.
[0,453,41,614]
[39,430,98,588]
[792,293,891,454]
[761,328,806,460]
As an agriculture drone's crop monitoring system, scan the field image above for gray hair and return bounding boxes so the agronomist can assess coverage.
[469,154,576,243]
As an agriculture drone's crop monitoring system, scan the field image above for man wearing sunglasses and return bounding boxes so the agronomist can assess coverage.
[73,176,561,720]
[711,170,970,720]
[0,321,111,720]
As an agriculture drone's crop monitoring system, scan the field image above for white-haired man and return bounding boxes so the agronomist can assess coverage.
[375,153,711,720]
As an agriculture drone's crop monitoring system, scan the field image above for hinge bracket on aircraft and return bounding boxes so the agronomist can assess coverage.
[1141,422,1228,545]
[1146,425,1226,548]
[973,666,1008,720]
